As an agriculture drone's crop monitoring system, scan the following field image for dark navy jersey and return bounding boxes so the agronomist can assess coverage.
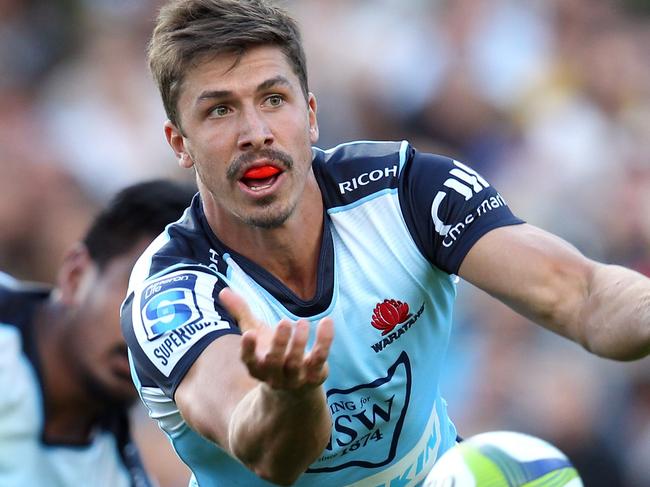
[0,273,149,487]
[122,140,523,487]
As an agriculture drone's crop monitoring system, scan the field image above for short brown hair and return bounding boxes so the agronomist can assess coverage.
[148,0,309,128]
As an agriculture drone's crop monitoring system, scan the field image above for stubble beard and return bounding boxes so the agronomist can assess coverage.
[63,317,137,412]
[80,369,137,412]
[242,194,299,229]
[204,146,305,229]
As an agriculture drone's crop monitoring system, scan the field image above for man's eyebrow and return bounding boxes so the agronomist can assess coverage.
[195,76,291,106]
[196,89,232,103]
[257,75,291,92]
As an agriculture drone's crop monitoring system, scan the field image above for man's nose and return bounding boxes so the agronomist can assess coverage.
[237,107,274,151]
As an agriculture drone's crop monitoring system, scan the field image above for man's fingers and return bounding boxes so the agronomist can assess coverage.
[234,304,334,388]
[304,317,334,384]
[284,320,310,382]
[241,320,293,383]
[240,330,261,377]
[219,288,259,333]
[264,320,292,368]
[313,317,334,355]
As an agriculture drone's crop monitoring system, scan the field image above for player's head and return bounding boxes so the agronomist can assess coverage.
[151,0,319,231]
[55,179,196,408]
[82,179,195,270]
[148,0,309,131]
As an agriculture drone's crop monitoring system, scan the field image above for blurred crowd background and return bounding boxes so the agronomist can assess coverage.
[2,0,649,485]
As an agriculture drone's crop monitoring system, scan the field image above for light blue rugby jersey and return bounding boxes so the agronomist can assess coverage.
[121,140,524,487]
[0,273,141,487]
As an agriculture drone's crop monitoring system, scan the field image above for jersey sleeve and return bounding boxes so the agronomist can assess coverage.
[121,265,240,398]
[398,146,524,274]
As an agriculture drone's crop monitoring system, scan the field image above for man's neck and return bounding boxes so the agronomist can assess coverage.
[205,183,325,301]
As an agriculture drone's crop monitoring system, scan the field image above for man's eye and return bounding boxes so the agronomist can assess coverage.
[265,95,284,107]
[210,106,230,117]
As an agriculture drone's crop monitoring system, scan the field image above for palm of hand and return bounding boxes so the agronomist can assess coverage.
[219,288,334,391]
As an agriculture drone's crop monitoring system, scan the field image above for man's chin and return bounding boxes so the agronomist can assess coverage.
[243,202,295,229]
[84,375,138,410]
[111,388,139,408]
[245,215,290,229]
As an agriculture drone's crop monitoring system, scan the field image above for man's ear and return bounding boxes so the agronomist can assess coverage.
[56,243,93,306]
[307,93,319,143]
[164,120,194,169]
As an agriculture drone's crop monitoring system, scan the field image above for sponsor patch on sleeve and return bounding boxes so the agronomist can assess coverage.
[131,270,232,376]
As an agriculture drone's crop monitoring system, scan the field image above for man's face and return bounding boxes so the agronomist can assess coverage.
[167,45,319,230]
[64,241,151,407]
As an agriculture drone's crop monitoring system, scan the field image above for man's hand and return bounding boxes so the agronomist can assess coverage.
[175,287,334,484]
[219,287,334,390]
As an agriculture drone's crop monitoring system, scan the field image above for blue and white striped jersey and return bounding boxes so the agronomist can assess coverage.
[122,140,523,487]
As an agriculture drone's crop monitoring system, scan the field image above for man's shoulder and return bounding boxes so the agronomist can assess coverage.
[313,140,407,163]
[313,140,410,209]
[0,272,49,329]
[128,198,222,286]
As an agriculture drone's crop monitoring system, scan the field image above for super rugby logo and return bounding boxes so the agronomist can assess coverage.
[135,270,231,376]
[370,299,425,353]
[141,273,202,340]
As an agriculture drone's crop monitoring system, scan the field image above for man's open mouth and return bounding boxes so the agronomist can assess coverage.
[240,165,283,191]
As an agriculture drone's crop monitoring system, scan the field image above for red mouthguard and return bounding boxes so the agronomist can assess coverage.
[242,166,281,179]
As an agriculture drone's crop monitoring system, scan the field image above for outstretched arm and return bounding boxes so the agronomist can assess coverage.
[175,288,334,485]
[459,223,650,360]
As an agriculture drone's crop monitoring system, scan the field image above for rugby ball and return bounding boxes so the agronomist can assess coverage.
[424,431,583,486]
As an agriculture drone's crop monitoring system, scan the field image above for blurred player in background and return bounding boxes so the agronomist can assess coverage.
[0,180,195,487]
[121,1,650,486]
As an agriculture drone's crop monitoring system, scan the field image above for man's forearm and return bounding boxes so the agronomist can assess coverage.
[580,264,650,360]
[228,383,332,485]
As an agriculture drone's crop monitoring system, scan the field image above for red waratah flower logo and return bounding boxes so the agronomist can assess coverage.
[371,299,412,335]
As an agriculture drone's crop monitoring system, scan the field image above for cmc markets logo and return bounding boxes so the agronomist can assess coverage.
[431,160,490,248]
[370,298,425,353]
[371,299,411,335]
